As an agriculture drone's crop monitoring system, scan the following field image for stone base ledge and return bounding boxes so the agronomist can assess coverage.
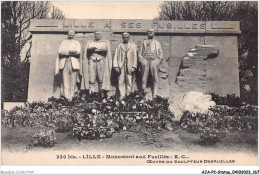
[2,102,28,111]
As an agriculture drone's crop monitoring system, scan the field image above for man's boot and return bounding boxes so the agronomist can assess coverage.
[152,82,159,98]
[89,82,95,94]
[100,90,105,98]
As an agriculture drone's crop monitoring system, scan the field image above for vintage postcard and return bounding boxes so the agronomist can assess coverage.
[1,1,259,174]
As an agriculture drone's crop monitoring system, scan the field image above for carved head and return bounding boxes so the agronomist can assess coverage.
[122,32,130,44]
[147,28,155,38]
[68,30,75,39]
[94,31,102,41]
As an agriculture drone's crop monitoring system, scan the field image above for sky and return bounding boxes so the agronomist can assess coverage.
[52,1,162,19]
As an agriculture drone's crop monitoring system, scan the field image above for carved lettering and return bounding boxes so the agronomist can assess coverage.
[121,22,143,29]
[128,22,134,28]
[158,22,164,29]
[166,22,172,29]
[184,23,190,29]
[63,20,73,28]
[172,23,176,29]
[74,21,80,28]
[104,23,110,28]
[192,23,198,29]
[61,20,212,32]
[88,22,94,28]
[121,22,127,28]
[136,23,141,28]
[177,23,183,29]
[200,23,206,29]
[81,23,87,28]
[152,22,157,28]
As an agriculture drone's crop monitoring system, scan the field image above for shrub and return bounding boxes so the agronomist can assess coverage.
[209,93,242,107]
[180,104,258,143]
[31,129,56,147]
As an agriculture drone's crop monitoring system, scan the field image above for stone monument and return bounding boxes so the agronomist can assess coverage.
[28,19,241,102]
[113,32,138,99]
[138,28,163,99]
[80,31,112,98]
[55,30,81,100]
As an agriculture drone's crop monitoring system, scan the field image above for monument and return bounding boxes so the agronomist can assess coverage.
[139,28,163,99]
[113,32,138,99]
[28,19,241,102]
[55,30,81,100]
[80,31,112,98]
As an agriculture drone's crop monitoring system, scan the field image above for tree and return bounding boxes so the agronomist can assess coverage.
[51,6,66,19]
[1,2,65,102]
[158,1,239,21]
[158,1,258,104]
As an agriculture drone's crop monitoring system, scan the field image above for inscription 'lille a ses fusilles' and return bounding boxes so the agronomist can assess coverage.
[63,20,206,30]
[31,19,239,34]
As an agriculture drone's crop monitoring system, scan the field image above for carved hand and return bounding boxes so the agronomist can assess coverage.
[114,67,120,74]
[69,50,77,54]
[157,57,162,63]
[89,46,97,50]
[131,67,136,74]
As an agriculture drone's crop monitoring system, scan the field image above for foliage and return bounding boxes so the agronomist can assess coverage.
[180,105,258,143]
[1,62,30,102]
[1,102,74,132]
[30,129,56,147]
[209,93,242,107]
[1,2,65,102]
[1,107,32,127]
[1,91,175,141]
[61,91,174,140]
[199,127,227,144]
[158,1,258,105]
[158,2,240,21]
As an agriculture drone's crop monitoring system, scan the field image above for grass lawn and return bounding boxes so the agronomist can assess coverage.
[1,122,258,155]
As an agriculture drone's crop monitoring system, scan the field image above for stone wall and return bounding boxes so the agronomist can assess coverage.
[172,45,219,98]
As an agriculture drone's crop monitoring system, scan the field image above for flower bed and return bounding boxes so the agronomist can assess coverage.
[1,91,175,141]
[180,105,258,144]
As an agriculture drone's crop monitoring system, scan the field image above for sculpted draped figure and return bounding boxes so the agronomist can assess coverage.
[113,32,137,99]
[138,28,163,98]
[80,31,112,98]
[55,30,81,100]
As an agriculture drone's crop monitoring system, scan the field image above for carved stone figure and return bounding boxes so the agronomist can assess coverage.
[80,31,112,98]
[113,32,137,99]
[138,28,163,98]
[55,30,81,100]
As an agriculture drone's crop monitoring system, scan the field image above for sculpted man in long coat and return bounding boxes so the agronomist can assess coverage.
[113,32,137,99]
[138,28,163,98]
[55,30,81,100]
[80,31,112,98]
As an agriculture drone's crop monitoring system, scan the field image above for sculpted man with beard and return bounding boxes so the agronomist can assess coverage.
[80,31,112,98]
[55,30,81,100]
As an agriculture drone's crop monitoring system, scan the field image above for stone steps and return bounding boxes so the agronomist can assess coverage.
[169,45,219,119]
[179,69,206,76]
[181,64,206,69]
[182,61,206,68]
[185,56,207,60]
[176,76,206,81]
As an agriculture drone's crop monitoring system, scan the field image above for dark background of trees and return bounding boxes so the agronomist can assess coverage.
[158,1,258,104]
[1,1,65,102]
[1,1,258,104]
